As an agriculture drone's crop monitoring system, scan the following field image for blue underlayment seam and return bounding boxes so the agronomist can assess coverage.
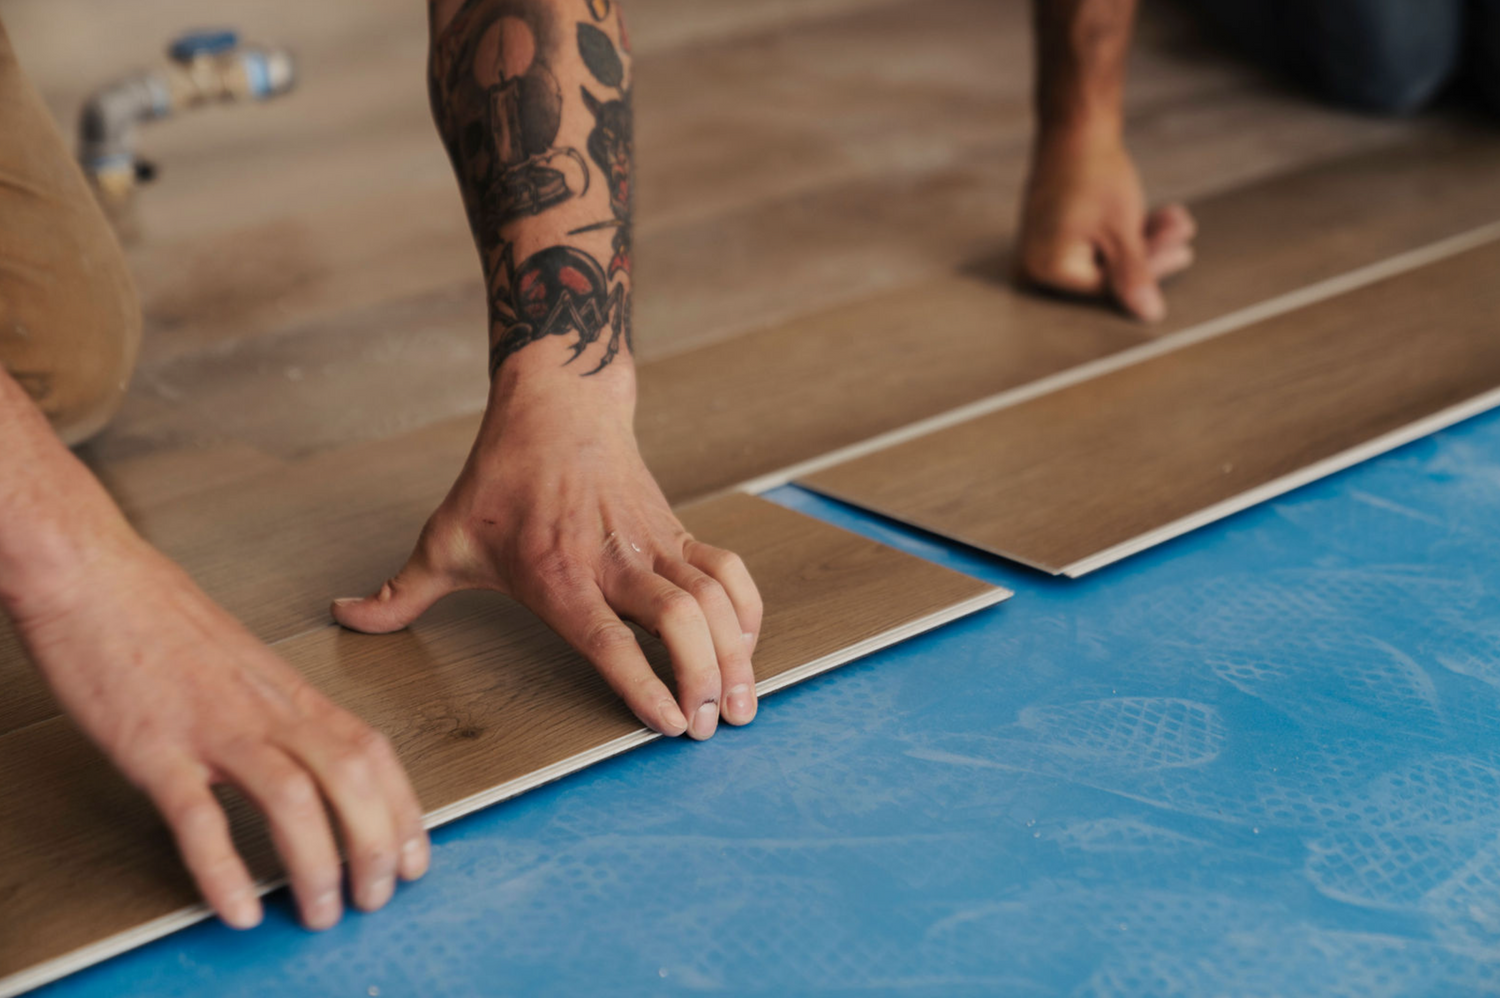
[41,407,1500,998]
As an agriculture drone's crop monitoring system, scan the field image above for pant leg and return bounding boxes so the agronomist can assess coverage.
[1194,0,1465,114]
[1465,0,1500,113]
[0,17,140,446]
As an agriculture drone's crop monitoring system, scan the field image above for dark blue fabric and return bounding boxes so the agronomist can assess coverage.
[1196,0,1491,114]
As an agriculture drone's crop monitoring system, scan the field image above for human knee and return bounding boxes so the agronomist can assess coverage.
[0,261,142,447]
[0,17,142,446]
[1311,0,1463,113]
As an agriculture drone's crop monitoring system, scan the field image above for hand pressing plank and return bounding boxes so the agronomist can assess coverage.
[1017,0,1197,321]
[333,0,764,739]
[0,370,428,932]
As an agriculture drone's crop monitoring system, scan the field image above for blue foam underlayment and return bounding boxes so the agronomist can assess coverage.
[40,407,1500,997]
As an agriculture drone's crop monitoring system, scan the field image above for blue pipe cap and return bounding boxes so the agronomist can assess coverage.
[169,29,239,62]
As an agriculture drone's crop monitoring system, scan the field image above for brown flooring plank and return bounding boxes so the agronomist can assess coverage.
[5,131,1497,731]
[9,0,1409,458]
[90,128,1500,480]
[799,234,1500,575]
[104,0,1309,369]
[0,493,1006,993]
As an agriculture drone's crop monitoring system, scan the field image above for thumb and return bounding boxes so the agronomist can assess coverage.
[331,556,453,634]
[1105,235,1167,323]
[1021,238,1106,298]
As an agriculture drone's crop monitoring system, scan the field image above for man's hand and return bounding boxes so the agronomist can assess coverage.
[0,368,429,932]
[396,0,762,740]
[1018,124,1196,322]
[332,370,764,741]
[12,522,430,932]
[1021,0,1196,322]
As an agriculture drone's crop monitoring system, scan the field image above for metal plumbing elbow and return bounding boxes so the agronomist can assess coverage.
[78,29,296,228]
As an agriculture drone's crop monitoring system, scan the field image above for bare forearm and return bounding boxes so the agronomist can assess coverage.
[0,369,134,620]
[427,0,634,392]
[1033,0,1138,137]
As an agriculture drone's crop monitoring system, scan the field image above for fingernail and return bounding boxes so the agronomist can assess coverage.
[306,890,341,931]
[361,874,396,912]
[724,683,757,725]
[400,837,430,880]
[658,699,688,736]
[224,888,262,930]
[332,597,358,607]
[1135,287,1166,322]
[691,701,719,740]
[742,632,756,646]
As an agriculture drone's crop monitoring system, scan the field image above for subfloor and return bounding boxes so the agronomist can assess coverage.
[7,0,1500,992]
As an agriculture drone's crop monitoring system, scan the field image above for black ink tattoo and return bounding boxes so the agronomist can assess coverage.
[578,23,633,283]
[488,245,628,377]
[431,0,634,377]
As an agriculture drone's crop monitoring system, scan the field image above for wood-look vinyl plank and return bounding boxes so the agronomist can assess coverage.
[0,494,1008,996]
[90,122,1471,469]
[95,127,1500,482]
[5,131,1496,729]
[105,0,1286,370]
[799,234,1500,576]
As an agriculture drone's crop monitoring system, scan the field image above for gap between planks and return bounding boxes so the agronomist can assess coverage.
[794,232,1500,575]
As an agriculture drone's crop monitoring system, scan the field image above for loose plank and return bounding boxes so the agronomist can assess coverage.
[0,494,1006,996]
[799,235,1500,575]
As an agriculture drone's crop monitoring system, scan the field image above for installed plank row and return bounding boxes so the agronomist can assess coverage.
[6,129,1499,733]
[800,232,1500,576]
[0,494,1007,997]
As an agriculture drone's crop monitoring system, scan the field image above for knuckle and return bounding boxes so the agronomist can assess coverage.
[329,745,376,789]
[687,574,729,607]
[351,725,394,762]
[172,797,223,835]
[270,771,319,811]
[582,619,637,658]
[531,551,585,591]
[716,550,749,577]
[655,589,703,626]
[300,863,343,898]
[626,671,665,698]
[351,839,397,872]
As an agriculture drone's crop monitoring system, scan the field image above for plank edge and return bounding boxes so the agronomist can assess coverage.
[1061,386,1500,577]
[759,218,1500,498]
[0,586,1009,998]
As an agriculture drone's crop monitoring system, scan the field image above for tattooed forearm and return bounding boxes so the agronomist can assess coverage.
[429,0,633,378]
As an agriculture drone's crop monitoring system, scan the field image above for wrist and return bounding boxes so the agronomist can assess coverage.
[1036,106,1124,156]
[479,342,638,448]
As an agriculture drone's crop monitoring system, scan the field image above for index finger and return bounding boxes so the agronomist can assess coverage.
[140,756,262,930]
[526,574,690,738]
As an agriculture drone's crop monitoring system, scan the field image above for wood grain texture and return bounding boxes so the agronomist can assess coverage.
[78,128,1500,471]
[3,132,1497,733]
[0,494,1005,993]
[0,0,1417,468]
[3,128,1490,733]
[800,236,1500,574]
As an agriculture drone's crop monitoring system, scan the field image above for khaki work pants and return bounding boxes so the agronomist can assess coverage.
[0,18,140,446]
